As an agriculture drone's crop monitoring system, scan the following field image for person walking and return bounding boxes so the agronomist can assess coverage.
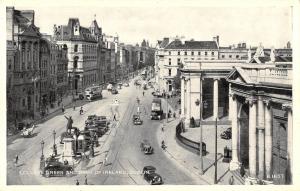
[62,105,65,113]
[76,179,80,185]
[84,175,88,185]
[73,103,76,111]
[80,106,83,115]
[229,175,234,185]
[142,91,145,96]
[113,114,117,121]
[15,155,19,166]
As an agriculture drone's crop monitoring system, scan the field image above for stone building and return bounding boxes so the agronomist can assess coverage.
[53,18,102,95]
[155,37,219,94]
[6,7,41,123]
[180,44,293,184]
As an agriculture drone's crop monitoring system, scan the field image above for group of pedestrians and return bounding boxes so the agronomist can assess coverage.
[75,175,88,185]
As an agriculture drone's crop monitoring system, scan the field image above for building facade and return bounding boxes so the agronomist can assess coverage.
[53,18,102,94]
[155,37,219,94]
[180,44,293,185]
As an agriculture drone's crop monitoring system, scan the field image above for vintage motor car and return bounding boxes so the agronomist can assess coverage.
[220,127,232,140]
[43,161,73,178]
[111,88,118,94]
[140,140,153,154]
[123,82,129,87]
[21,124,35,137]
[85,115,98,125]
[133,114,143,125]
[142,166,163,185]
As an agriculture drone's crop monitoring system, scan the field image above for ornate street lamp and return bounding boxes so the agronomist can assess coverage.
[195,98,204,175]
[53,130,57,156]
[40,139,45,172]
[41,139,45,159]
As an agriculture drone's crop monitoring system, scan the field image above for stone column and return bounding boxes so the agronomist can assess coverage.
[248,97,257,178]
[283,103,293,184]
[185,77,191,126]
[230,94,240,170]
[213,78,219,120]
[180,77,185,118]
[264,99,273,181]
[257,95,265,180]
[228,83,232,120]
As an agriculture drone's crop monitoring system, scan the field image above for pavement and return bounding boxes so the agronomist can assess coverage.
[157,96,244,185]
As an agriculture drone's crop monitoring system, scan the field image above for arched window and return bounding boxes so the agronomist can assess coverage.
[74,44,78,52]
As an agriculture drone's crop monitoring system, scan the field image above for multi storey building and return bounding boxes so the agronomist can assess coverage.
[6,7,41,123]
[53,18,102,95]
[180,44,293,184]
[155,37,219,94]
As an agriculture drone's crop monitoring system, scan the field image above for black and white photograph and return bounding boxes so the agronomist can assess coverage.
[3,0,299,189]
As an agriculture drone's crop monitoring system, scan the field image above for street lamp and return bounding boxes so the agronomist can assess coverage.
[195,99,204,175]
[40,139,45,173]
[41,139,45,159]
[53,130,57,156]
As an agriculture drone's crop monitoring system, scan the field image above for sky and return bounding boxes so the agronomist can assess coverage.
[14,4,292,48]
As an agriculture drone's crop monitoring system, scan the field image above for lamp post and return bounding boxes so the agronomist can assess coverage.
[195,98,203,175]
[53,130,57,156]
[40,139,45,172]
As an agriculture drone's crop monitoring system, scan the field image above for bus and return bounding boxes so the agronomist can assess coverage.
[85,86,103,101]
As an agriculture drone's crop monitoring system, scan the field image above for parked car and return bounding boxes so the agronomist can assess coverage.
[85,115,98,125]
[142,166,163,185]
[140,140,154,154]
[43,161,73,178]
[220,127,232,140]
[124,82,129,87]
[133,114,143,125]
[111,88,118,94]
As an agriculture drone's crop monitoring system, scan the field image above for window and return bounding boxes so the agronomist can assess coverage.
[191,51,194,56]
[184,51,187,55]
[236,55,240,59]
[169,51,171,55]
[229,55,232,58]
[8,59,12,70]
[22,99,25,107]
[178,51,180,55]
[205,52,207,56]
[168,69,171,76]
[212,52,214,56]
[169,58,171,65]
[74,44,78,52]
[198,52,201,55]
[177,58,181,65]
[222,55,225,58]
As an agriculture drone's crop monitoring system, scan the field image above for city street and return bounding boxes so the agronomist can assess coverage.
[7,78,205,185]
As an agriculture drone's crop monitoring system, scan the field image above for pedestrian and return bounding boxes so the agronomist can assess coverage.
[62,105,65,113]
[173,112,176,118]
[46,107,49,114]
[73,104,76,111]
[143,91,145,96]
[84,175,88,185]
[15,155,19,166]
[80,106,83,115]
[229,175,234,185]
[113,114,116,121]
[240,163,245,177]
[76,179,80,185]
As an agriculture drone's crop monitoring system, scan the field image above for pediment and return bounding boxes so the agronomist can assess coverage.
[20,24,41,37]
[226,67,252,84]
